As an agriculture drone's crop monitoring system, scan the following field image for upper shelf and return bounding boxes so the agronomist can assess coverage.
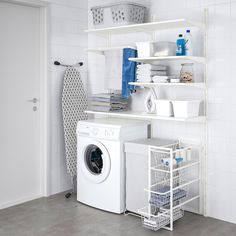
[129,56,206,64]
[85,19,205,36]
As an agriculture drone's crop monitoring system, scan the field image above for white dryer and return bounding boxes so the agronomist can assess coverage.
[77,118,149,214]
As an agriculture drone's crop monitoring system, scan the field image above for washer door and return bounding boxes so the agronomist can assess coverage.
[81,140,111,184]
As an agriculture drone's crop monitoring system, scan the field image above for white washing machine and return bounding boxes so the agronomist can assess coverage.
[77,118,149,214]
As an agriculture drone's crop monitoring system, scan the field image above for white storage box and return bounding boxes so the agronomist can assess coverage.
[155,100,173,117]
[125,138,177,214]
[172,100,201,118]
[153,42,176,57]
[91,2,146,28]
[136,41,153,58]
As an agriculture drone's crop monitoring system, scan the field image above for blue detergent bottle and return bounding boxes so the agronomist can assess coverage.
[176,34,186,56]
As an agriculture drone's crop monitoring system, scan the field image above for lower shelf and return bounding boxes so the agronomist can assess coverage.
[84,110,206,123]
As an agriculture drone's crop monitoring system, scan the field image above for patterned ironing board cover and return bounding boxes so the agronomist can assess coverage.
[62,67,88,177]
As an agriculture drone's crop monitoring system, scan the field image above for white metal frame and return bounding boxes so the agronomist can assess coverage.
[1,0,50,197]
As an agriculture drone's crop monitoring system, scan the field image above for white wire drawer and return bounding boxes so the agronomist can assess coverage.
[147,181,200,210]
[150,144,200,173]
[149,187,187,208]
[139,206,184,231]
[151,164,200,192]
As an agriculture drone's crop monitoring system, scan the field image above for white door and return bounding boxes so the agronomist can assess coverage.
[0,2,41,208]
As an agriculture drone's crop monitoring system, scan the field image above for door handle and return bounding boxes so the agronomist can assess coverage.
[27,98,38,103]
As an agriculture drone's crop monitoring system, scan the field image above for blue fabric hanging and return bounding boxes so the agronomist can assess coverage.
[122,48,137,98]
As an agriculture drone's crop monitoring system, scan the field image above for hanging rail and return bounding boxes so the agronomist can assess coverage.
[54,61,83,67]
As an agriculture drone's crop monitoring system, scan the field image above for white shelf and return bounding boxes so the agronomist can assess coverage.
[85,19,205,35]
[87,46,135,54]
[129,82,206,89]
[129,56,206,64]
[84,110,206,123]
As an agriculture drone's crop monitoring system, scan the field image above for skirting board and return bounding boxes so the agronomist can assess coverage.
[0,194,42,210]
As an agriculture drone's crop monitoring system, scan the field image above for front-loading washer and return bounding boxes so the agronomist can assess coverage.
[77,118,149,214]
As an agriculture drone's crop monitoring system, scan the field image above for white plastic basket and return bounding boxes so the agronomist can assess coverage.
[136,41,153,58]
[172,100,201,118]
[155,100,173,117]
[153,42,176,57]
[91,2,146,28]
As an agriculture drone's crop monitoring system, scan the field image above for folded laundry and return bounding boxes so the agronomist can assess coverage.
[137,64,167,71]
[152,75,169,83]
[91,106,128,112]
[136,64,168,83]
[91,101,127,107]
[137,77,152,83]
[91,93,128,112]
[137,71,167,76]
[149,186,187,208]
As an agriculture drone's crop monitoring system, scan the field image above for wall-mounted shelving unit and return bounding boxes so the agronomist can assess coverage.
[85,17,207,124]
[86,12,208,231]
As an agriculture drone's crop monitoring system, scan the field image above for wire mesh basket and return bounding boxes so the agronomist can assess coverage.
[149,187,187,208]
[139,206,184,231]
[151,145,198,172]
[152,165,199,194]
[91,2,146,28]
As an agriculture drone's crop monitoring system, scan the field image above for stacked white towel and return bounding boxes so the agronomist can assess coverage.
[136,64,168,82]
[152,75,169,83]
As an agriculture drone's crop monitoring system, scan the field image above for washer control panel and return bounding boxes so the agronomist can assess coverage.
[77,124,120,140]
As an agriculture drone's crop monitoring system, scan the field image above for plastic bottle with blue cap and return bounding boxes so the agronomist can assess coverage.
[184,29,193,56]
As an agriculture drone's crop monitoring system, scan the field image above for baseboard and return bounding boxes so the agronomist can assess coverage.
[0,194,43,210]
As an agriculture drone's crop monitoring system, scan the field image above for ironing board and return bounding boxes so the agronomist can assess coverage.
[62,67,88,179]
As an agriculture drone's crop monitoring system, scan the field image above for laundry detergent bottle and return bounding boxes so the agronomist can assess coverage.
[184,29,193,56]
[176,34,185,56]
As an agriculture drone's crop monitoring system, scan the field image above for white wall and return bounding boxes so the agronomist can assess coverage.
[45,0,88,195]
[88,0,236,224]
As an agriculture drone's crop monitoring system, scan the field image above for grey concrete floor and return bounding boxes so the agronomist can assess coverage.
[0,193,235,236]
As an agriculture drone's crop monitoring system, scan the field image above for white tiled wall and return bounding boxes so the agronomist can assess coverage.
[43,0,88,195]
[88,0,236,224]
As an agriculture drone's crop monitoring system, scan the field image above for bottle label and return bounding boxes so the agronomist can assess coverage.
[176,44,183,54]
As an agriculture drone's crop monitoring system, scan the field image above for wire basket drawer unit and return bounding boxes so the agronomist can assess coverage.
[91,2,146,28]
[139,141,201,232]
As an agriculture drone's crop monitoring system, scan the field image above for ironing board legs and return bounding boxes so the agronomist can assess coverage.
[65,175,77,199]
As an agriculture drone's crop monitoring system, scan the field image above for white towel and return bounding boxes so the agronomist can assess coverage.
[104,49,122,90]
[152,76,169,83]
[137,71,167,76]
[137,64,167,71]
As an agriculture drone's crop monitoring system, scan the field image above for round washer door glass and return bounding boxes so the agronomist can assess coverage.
[81,141,111,184]
[85,145,103,174]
